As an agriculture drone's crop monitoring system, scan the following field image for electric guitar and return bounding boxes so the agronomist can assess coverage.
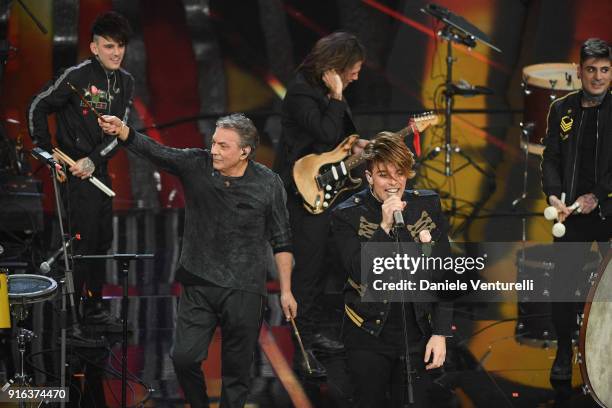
[293,113,439,214]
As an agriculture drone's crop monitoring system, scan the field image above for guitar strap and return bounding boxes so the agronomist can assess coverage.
[344,102,357,135]
[410,121,421,157]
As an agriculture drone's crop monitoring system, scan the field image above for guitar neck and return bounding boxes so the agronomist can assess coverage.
[343,153,366,171]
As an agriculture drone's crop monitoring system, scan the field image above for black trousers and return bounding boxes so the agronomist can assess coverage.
[287,194,336,340]
[346,347,432,408]
[287,193,346,347]
[552,213,612,351]
[64,175,113,306]
[171,284,264,408]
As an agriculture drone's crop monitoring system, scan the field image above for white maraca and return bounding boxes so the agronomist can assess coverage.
[543,205,566,238]
[544,206,558,221]
[552,222,566,238]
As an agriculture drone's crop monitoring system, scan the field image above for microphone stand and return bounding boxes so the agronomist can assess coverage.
[392,222,415,406]
[49,164,81,408]
[73,253,154,408]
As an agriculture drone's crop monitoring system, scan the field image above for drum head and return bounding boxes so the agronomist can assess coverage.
[523,63,582,91]
[8,274,58,304]
[580,253,612,407]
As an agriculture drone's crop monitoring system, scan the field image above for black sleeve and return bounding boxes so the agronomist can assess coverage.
[430,301,453,337]
[27,71,76,152]
[591,172,612,202]
[591,105,612,201]
[430,196,453,337]
[121,128,205,177]
[284,84,350,145]
[541,101,564,199]
[267,174,293,253]
[431,196,451,257]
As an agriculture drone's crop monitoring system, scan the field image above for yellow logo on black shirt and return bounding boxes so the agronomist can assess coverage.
[560,116,573,133]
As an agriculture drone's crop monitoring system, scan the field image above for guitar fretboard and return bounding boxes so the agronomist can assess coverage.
[344,154,365,171]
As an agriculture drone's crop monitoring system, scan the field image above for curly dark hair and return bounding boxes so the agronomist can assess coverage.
[298,31,365,89]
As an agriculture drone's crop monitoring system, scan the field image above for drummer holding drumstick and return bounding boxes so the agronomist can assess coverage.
[27,12,135,335]
[541,38,612,383]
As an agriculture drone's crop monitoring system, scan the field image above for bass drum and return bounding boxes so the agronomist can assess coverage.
[579,251,612,407]
[522,63,581,150]
[515,245,598,347]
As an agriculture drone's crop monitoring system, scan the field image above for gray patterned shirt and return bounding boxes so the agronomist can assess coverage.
[122,129,292,295]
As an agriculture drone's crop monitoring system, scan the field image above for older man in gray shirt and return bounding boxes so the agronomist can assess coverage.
[99,113,297,408]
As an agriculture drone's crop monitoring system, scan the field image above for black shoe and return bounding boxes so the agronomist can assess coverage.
[550,349,572,381]
[297,349,327,379]
[82,307,130,334]
[310,333,344,353]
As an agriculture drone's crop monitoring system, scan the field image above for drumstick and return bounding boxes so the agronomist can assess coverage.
[290,317,312,374]
[53,149,76,166]
[52,148,116,197]
[66,82,104,120]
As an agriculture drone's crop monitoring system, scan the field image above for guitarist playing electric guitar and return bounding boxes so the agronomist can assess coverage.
[273,32,367,380]
[293,113,438,214]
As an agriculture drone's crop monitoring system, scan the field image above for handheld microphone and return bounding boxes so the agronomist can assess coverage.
[390,190,405,228]
[393,210,405,228]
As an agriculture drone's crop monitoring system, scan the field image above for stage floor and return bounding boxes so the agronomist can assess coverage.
[0,293,601,408]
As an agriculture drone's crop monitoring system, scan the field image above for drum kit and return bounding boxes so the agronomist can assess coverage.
[0,120,152,407]
[513,62,580,206]
[516,62,612,407]
[513,63,581,215]
[579,252,612,407]
[1,270,58,387]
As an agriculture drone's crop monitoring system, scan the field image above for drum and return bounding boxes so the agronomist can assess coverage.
[515,245,598,347]
[522,63,581,147]
[8,274,58,305]
[515,245,556,345]
[579,251,612,407]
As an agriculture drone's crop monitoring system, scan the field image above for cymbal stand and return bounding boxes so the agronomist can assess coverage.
[512,123,534,242]
[73,253,154,408]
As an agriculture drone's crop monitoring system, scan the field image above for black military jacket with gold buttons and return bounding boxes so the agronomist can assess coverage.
[541,89,612,216]
[331,187,453,338]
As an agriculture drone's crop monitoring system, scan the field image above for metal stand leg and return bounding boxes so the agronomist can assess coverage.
[72,253,153,408]
[121,260,129,408]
